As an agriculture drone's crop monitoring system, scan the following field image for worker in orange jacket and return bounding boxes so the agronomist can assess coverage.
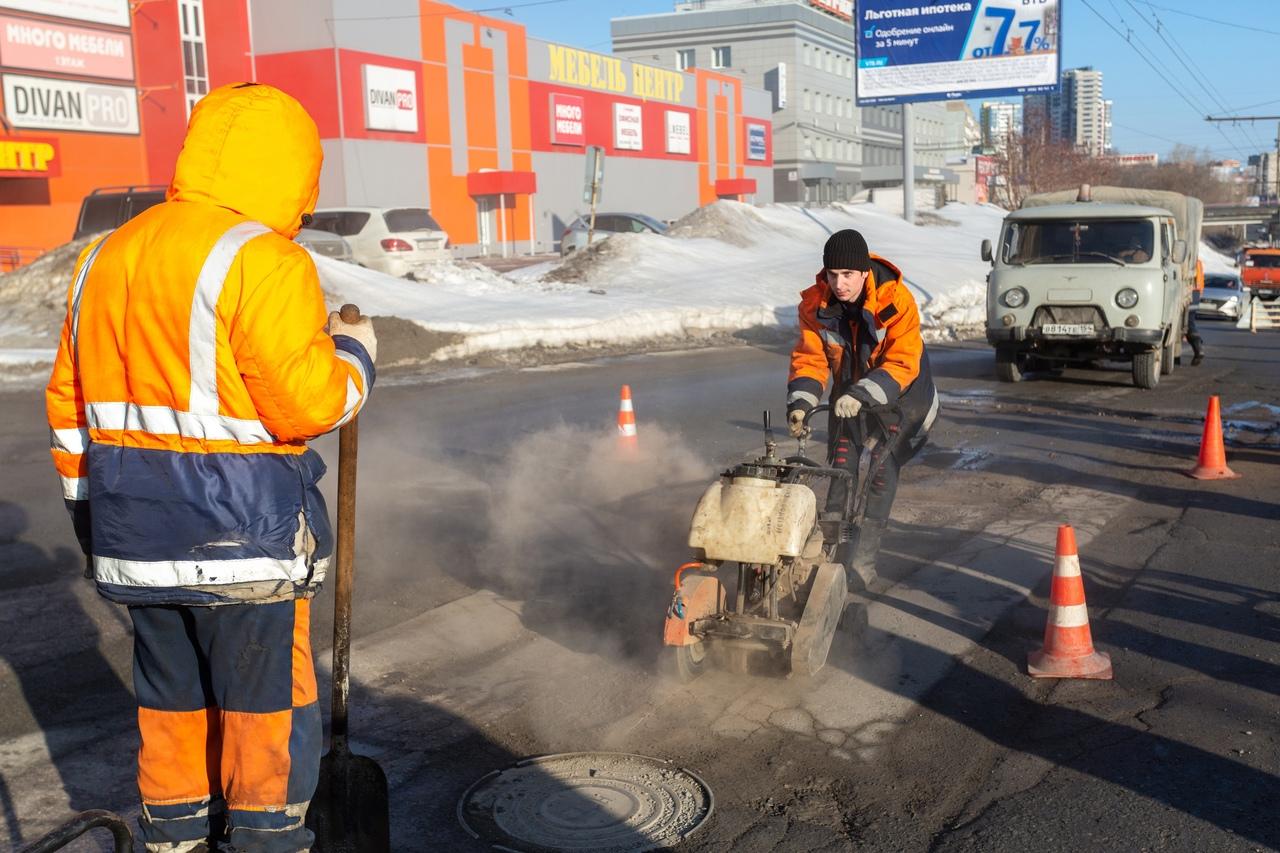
[46,84,376,852]
[1186,257,1205,365]
[786,230,938,590]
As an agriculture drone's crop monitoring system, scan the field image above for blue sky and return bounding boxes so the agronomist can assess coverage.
[453,0,1278,161]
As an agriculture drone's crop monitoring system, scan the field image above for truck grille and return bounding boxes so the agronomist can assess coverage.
[1032,305,1107,329]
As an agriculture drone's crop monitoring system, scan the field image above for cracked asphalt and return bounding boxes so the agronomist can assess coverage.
[0,320,1277,851]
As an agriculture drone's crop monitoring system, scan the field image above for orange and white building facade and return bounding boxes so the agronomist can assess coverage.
[0,0,773,265]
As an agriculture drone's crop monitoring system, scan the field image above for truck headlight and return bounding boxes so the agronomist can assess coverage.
[1002,287,1028,308]
[1116,288,1139,309]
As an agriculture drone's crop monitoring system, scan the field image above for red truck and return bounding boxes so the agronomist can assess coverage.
[1239,246,1280,300]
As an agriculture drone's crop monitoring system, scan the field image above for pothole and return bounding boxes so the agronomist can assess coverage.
[458,752,713,852]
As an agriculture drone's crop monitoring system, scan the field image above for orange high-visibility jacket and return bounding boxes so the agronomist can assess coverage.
[45,84,373,606]
[787,255,937,431]
[1195,258,1205,292]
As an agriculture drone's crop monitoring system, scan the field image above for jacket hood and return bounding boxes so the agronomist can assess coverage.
[809,253,903,309]
[168,83,322,238]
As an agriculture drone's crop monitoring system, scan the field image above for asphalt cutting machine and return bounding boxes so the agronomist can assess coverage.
[662,404,886,679]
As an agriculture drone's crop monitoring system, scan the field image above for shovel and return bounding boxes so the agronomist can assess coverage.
[307,303,390,852]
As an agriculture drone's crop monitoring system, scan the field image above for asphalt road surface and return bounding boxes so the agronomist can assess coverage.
[0,319,1276,852]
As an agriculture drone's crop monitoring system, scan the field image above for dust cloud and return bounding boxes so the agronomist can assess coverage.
[477,425,713,661]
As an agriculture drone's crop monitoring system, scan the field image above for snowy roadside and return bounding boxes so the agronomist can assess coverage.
[0,200,1239,387]
[316,200,1006,373]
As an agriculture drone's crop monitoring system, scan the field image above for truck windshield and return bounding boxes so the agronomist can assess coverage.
[1003,219,1154,266]
[1245,253,1280,268]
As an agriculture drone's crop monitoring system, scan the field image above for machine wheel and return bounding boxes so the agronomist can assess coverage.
[669,641,708,681]
[1132,349,1161,389]
[994,347,1023,383]
[1161,316,1178,375]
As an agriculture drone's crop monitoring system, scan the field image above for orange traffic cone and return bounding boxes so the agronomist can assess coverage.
[1187,395,1240,480]
[1027,525,1113,680]
[617,385,638,447]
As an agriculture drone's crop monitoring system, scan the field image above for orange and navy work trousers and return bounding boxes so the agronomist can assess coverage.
[128,598,320,853]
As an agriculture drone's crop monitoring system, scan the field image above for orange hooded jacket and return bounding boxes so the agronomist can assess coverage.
[45,83,373,605]
[787,254,936,430]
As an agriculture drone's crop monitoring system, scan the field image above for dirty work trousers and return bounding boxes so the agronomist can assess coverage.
[129,598,320,853]
[826,417,918,524]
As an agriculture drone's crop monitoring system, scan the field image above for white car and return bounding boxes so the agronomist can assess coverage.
[295,227,354,264]
[310,207,450,279]
[1197,273,1244,321]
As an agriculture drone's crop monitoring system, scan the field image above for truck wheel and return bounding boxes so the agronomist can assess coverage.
[1161,316,1178,376]
[1132,349,1161,389]
[995,347,1023,383]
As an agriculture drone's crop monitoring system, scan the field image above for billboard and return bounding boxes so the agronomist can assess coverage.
[855,0,1060,105]
[550,93,585,146]
[361,64,417,133]
[2,74,138,133]
[0,15,134,81]
[0,0,129,27]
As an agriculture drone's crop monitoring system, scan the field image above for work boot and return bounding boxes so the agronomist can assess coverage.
[838,519,886,594]
[1189,335,1205,366]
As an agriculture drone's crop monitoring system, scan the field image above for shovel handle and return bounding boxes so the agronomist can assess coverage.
[330,303,363,742]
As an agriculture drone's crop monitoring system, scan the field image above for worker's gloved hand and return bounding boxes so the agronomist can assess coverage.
[834,394,862,418]
[787,409,807,438]
[328,310,378,363]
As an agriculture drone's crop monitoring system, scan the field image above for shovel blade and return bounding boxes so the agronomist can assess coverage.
[306,748,390,853]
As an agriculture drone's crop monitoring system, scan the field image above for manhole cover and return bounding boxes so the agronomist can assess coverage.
[458,752,713,852]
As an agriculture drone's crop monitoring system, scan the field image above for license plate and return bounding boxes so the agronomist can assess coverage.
[416,239,440,251]
[1041,323,1096,335]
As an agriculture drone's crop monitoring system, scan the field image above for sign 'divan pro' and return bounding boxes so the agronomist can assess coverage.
[362,64,418,133]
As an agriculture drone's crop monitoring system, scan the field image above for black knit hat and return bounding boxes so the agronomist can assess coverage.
[823,229,871,272]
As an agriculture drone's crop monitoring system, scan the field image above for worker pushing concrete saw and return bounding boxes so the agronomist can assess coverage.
[662,230,938,678]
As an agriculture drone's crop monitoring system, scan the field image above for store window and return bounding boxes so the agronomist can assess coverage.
[803,89,811,111]
[676,48,695,70]
[180,0,209,117]
[712,46,731,69]
[802,42,811,65]
[825,51,832,73]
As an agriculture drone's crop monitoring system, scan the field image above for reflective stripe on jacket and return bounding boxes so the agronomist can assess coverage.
[45,84,372,605]
[787,255,938,433]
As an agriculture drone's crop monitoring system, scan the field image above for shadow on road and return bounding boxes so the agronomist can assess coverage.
[0,500,136,849]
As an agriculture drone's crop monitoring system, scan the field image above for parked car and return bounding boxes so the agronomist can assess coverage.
[1239,246,1280,300]
[309,207,450,279]
[560,212,669,256]
[1197,272,1243,321]
[74,185,166,239]
[295,228,354,264]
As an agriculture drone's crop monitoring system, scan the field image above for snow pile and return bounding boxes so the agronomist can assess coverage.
[0,233,103,348]
[1200,242,1238,275]
[666,199,807,247]
[21,201,1249,375]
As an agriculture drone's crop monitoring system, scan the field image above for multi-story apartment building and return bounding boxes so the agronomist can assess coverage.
[611,0,962,203]
[981,101,1023,154]
[1024,67,1108,156]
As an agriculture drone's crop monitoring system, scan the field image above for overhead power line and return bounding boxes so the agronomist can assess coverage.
[1081,0,1251,160]
[1121,0,1269,153]
[1132,1,1280,37]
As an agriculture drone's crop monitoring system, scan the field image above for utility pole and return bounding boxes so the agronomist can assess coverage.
[903,103,915,224]
[1205,114,1280,204]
